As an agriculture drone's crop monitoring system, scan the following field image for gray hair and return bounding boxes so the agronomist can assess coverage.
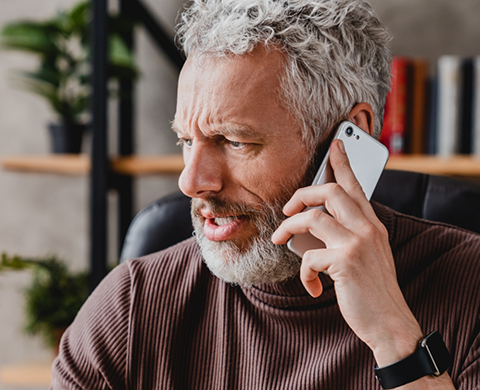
[177,0,392,154]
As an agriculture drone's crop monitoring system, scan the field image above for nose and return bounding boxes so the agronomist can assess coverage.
[178,143,223,199]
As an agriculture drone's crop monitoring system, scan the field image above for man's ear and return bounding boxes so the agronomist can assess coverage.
[348,103,375,136]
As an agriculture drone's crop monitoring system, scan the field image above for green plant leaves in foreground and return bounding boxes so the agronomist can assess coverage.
[0,0,138,124]
[1,253,89,348]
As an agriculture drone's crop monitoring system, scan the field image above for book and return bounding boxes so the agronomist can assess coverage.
[426,76,438,155]
[436,55,462,157]
[380,57,409,155]
[472,57,480,156]
[459,58,474,154]
[406,58,429,154]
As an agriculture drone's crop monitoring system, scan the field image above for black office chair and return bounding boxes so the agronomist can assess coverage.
[120,170,480,263]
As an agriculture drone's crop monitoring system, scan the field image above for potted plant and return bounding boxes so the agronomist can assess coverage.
[0,253,89,354]
[0,1,138,153]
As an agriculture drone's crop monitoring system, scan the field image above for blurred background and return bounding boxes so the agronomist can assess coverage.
[0,0,479,389]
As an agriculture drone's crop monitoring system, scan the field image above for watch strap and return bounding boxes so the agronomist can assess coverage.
[374,331,452,389]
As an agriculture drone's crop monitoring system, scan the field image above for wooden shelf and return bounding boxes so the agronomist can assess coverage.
[4,154,480,177]
[110,155,184,175]
[386,155,480,176]
[0,361,52,386]
[1,154,185,176]
[2,155,91,175]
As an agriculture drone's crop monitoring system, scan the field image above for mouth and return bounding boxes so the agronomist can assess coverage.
[212,216,239,226]
[201,211,248,242]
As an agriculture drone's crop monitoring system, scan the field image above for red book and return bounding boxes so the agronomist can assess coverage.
[380,57,409,155]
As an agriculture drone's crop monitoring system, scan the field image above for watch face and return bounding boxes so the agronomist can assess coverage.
[423,331,453,375]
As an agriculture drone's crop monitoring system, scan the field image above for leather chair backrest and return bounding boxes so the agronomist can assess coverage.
[120,170,480,263]
[120,191,192,263]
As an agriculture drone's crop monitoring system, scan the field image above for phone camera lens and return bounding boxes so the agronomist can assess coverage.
[346,127,353,137]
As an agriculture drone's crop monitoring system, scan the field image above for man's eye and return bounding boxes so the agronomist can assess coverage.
[176,138,192,148]
[229,140,247,149]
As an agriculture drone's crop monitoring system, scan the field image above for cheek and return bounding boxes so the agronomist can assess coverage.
[238,157,307,204]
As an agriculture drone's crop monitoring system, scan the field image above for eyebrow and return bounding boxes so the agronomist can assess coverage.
[171,121,266,142]
[171,121,182,135]
[211,123,265,141]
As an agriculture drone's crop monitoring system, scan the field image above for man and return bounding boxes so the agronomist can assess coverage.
[51,1,480,389]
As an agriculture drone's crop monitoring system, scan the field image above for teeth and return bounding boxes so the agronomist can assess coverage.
[214,217,236,226]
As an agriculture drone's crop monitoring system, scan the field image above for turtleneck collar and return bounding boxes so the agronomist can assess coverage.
[241,272,336,310]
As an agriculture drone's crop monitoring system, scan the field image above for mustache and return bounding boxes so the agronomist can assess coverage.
[191,197,264,219]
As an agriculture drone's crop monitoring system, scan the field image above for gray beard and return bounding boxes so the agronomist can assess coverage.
[191,197,301,286]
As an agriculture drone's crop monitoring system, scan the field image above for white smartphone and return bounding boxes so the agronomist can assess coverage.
[287,121,389,257]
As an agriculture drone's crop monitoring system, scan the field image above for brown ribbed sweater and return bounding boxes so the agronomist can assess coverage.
[51,203,480,389]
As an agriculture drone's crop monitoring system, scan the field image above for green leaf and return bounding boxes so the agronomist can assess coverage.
[0,253,32,271]
[69,1,89,33]
[20,256,89,347]
[71,95,90,117]
[0,22,62,55]
[108,35,138,79]
[0,0,141,119]
[109,35,131,65]
[17,78,66,117]
[21,69,62,88]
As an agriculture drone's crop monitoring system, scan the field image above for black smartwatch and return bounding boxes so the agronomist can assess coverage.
[374,331,453,389]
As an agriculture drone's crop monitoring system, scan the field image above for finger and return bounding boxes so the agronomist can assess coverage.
[282,182,368,233]
[329,140,365,198]
[329,140,378,221]
[284,182,361,217]
[300,248,334,297]
[301,268,324,297]
[272,206,352,247]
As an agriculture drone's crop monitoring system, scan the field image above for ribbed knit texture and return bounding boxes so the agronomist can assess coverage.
[51,202,480,389]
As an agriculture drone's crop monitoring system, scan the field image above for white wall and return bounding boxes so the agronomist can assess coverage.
[370,0,480,68]
[0,0,479,388]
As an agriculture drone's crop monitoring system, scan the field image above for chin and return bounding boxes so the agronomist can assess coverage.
[193,217,301,286]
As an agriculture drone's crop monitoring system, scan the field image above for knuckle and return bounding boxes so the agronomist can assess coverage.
[293,187,305,198]
[343,247,358,264]
[377,223,389,239]
[327,182,344,196]
[305,208,324,224]
[302,250,313,266]
[342,243,363,270]
[350,181,364,194]
[363,222,377,237]
[302,250,318,270]
[338,157,351,169]
[361,221,385,242]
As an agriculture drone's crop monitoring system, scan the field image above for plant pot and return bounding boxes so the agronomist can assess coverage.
[49,122,87,154]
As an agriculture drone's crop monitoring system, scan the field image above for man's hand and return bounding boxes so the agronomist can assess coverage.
[272,140,455,389]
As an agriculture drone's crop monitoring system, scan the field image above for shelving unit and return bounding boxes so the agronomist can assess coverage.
[88,0,184,288]
[5,154,480,177]
[0,0,185,290]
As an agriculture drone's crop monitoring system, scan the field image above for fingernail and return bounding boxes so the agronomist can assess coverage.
[338,140,346,154]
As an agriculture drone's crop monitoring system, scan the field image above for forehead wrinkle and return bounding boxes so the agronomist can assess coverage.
[171,117,267,142]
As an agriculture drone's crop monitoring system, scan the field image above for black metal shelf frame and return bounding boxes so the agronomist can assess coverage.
[90,0,184,290]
